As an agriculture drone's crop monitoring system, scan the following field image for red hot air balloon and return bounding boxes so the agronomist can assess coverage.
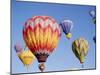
[23,16,61,72]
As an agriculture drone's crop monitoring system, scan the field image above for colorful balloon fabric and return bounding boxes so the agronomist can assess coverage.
[14,44,22,54]
[18,50,36,66]
[23,16,61,72]
[89,10,96,24]
[89,10,96,43]
[60,20,73,39]
[72,38,89,64]
[89,10,96,18]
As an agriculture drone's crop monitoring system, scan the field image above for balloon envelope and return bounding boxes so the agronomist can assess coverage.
[93,18,96,24]
[93,36,96,43]
[89,10,96,18]
[23,16,61,63]
[72,38,89,63]
[60,20,73,39]
[89,10,96,24]
[14,44,22,53]
[18,50,36,66]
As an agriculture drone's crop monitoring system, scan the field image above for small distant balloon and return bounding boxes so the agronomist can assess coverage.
[60,20,73,39]
[89,10,96,18]
[93,36,96,43]
[14,44,22,53]
[91,16,96,24]
[89,10,96,24]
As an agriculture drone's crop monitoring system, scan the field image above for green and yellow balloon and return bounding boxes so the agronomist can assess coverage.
[72,38,89,68]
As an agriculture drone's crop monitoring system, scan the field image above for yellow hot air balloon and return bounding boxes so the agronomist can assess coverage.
[72,38,89,68]
[15,44,36,71]
[18,50,36,66]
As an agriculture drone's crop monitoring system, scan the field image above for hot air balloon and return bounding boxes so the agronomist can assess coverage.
[89,10,96,18]
[60,20,73,39]
[18,50,36,70]
[89,10,96,24]
[89,10,96,43]
[14,44,23,54]
[93,36,96,43]
[23,16,61,72]
[72,38,89,68]
[15,44,36,71]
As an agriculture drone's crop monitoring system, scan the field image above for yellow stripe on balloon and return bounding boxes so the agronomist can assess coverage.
[39,28,44,49]
[51,32,59,51]
[43,28,49,48]
[46,27,52,50]
[30,30,37,50]
[35,26,40,49]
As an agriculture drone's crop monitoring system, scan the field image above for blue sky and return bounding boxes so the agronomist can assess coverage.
[11,0,96,74]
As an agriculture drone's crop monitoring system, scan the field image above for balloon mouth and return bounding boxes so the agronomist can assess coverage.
[35,54,49,63]
[79,58,84,64]
[80,61,84,64]
[66,33,72,39]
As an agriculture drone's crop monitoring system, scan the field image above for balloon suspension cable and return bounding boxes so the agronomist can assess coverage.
[25,65,29,72]
[24,45,27,51]
[81,63,84,68]
[39,62,45,72]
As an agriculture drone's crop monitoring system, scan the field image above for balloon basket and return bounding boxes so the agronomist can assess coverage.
[39,63,45,72]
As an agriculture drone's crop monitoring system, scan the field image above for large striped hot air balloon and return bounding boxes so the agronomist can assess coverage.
[60,20,73,39]
[23,16,61,72]
[72,38,89,68]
